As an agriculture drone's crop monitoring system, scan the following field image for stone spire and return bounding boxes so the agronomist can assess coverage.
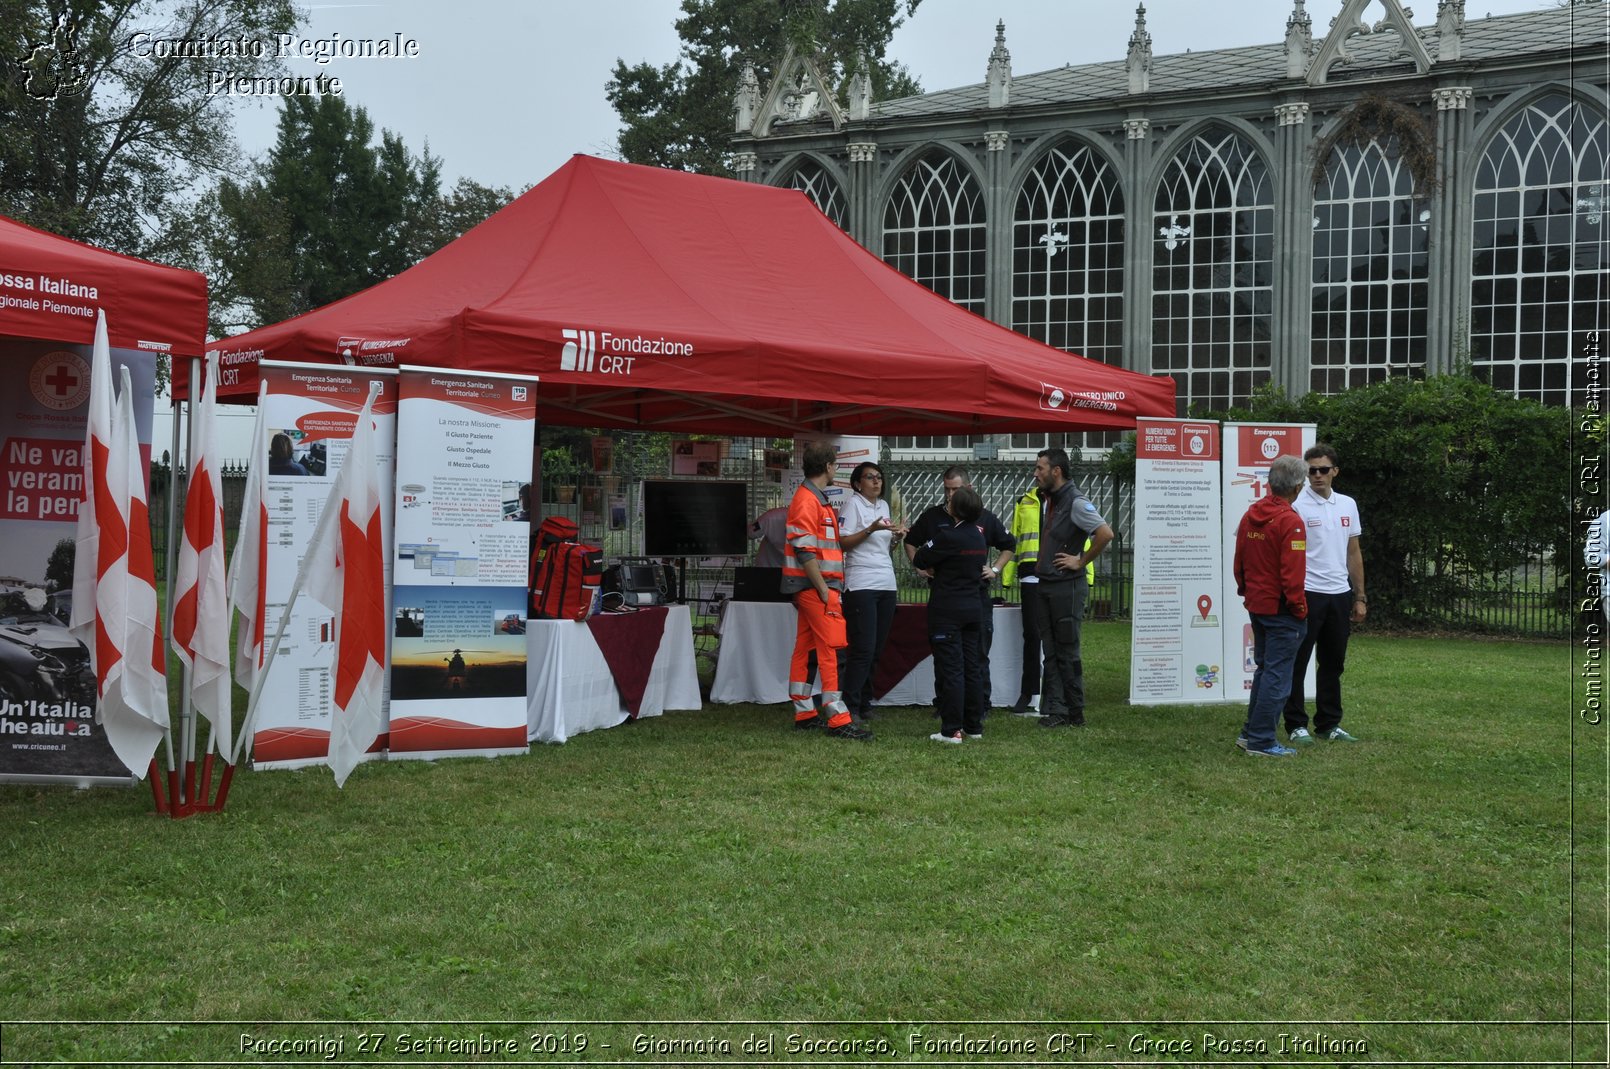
[1436,0,1466,62]
[847,52,872,120]
[734,62,761,133]
[986,20,1011,108]
[1286,0,1313,78]
[1127,4,1152,95]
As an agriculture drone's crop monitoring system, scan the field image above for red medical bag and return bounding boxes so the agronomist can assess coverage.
[532,541,603,621]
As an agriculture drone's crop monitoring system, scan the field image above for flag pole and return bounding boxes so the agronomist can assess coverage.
[176,357,204,811]
[162,379,183,791]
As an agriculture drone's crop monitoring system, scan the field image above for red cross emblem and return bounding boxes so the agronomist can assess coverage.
[29,350,91,411]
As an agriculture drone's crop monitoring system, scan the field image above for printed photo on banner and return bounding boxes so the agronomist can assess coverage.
[591,436,614,473]
[502,481,531,522]
[390,637,527,701]
[389,584,527,701]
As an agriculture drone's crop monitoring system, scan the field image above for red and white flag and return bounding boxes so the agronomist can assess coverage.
[171,353,231,749]
[301,387,387,787]
[69,312,167,776]
[227,383,269,698]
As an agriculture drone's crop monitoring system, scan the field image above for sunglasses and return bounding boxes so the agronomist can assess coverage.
[1308,465,1334,475]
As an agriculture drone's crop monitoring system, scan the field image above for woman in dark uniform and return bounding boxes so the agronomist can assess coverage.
[912,486,988,743]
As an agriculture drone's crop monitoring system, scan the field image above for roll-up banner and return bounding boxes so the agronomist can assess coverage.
[1128,418,1226,705]
[1221,422,1316,701]
[388,366,535,760]
[252,361,397,770]
[0,337,157,784]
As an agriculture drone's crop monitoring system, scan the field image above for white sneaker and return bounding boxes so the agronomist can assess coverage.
[929,731,964,744]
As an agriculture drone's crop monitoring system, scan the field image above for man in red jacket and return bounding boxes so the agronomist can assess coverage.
[1232,454,1310,758]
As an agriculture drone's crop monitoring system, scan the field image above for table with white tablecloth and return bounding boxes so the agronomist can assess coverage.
[709,600,1024,706]
[527,604,702,743]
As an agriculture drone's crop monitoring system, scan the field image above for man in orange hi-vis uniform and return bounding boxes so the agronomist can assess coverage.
[782,441,873,741]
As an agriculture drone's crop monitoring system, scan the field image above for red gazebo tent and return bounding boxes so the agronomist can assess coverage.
[0,215,207,355]
[193,155,1172,433]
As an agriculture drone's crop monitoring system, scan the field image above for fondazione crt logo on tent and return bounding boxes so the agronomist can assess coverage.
[561,328,695,376]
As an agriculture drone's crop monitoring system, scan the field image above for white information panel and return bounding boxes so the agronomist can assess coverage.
[252,362,396,770]
[387,367,536,761]
[1128,418,1226,705]
[1220,422,1317,701]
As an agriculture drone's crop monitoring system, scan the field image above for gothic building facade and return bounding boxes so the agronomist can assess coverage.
[730,0,1608,451]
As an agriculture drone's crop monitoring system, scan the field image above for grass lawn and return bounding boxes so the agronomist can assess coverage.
[0,624,1599,1065]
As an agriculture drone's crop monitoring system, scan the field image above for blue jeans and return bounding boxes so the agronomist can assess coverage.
[1242,613,1307,750]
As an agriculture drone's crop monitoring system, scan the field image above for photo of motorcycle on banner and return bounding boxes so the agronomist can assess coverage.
[0,337,158,783]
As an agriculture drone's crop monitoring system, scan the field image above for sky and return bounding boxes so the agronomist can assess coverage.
[220,0,1557,190]
[170,0,1558,456]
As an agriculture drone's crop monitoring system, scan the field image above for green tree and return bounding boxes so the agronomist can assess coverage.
[0,0,299,255]
[193,95,513,336]
[1196,377,1571,627]
[607,0,923,175]
[44,537,75,592]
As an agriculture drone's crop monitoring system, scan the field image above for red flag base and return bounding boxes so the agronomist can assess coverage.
[148,756,235,818]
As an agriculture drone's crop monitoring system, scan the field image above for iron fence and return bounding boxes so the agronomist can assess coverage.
[146,443,1569,639]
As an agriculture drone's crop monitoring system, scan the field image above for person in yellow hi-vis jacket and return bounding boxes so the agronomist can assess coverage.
[1002,481,1043,717]
[1002,478,1094,717]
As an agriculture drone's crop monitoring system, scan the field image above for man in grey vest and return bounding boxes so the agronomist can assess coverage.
[1029,448,1112,728]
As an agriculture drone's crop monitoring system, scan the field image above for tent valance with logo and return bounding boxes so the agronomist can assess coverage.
[0,214,207,355]
[191,155,1173,434]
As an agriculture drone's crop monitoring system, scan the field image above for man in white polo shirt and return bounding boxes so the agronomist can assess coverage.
[1283,442,1367,744]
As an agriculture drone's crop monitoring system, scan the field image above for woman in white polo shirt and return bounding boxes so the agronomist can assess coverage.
[838,462,906,721]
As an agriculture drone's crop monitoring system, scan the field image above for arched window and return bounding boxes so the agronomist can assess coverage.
[1152,128,1274,414]
[1471,93,1609,405]
[1311,140,1430,393]
[1013,142,1125,362]
[783,159,846,228]
[881,151,986,314]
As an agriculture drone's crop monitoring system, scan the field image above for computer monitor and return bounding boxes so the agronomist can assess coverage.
[641,479,749,558]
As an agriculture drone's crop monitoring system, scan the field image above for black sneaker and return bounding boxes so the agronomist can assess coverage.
[825,722,874,741]
[794,716,820,731]
[1039,714,1085,729]
[1009,694,1033,716]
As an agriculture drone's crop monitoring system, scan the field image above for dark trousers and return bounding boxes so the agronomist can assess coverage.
[1283,590,1352,734]
[979,585,995,707]
[930,608,985,736]
[841,588,896,716]
[1017,581,1042,699]
[1028,577,1086,721]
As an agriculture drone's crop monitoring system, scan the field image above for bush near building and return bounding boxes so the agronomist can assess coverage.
[1112,375,1574,630]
